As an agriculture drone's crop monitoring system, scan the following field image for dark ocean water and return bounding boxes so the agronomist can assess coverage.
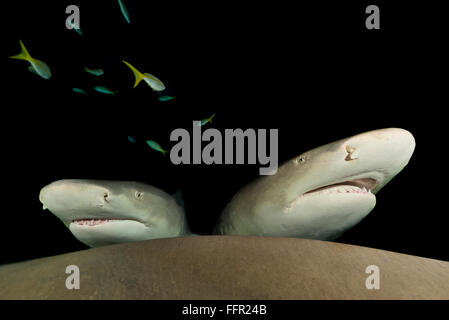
[1,1,446,265]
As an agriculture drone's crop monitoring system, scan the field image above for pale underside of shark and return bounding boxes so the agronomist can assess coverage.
[39,128,415,246]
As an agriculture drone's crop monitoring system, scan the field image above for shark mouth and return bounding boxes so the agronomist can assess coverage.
[71,218,139,226]
[303,178,378,196]
[285,178,378,212]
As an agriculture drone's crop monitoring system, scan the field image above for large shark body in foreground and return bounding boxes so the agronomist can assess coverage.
[39,128,415,246]
[1,237,448,299]
[214,128,415,239]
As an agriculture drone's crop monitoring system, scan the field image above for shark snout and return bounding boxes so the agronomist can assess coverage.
[39,187,46,209]
[349,128,415,158]
[342,128,415,188]
[39,179,114,221]
[39,183,58,210]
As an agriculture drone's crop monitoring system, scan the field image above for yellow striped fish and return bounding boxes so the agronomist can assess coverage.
[9,40,51,80]
[122,60,165,91]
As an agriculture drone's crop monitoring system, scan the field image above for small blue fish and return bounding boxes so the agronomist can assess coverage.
[198,113,216,126]
[72,88,87,95]
[128,136,136,143]
[9,40,51,80]
[84,67,104,76]
[94,86,118,95]
[146,140,168,155]
[118,0,131,24]
[158,96,176,102]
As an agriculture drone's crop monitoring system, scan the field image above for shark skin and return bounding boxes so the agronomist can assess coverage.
[214,128,416,240]
[0,237,448,299]
[39,180,191,247]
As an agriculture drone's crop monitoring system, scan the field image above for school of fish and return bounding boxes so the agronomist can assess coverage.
[8,1,215,156]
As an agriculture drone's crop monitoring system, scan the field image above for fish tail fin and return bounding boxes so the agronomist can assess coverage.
[208,113,216,123]
[122,60,144,88]
[118,0,131,24]
[161,149,168,156]
[84,66,89,72]
[9,40,32,61]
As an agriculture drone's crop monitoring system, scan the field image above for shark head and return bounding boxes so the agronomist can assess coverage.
[216,128,416,239]
[39,180,189,247]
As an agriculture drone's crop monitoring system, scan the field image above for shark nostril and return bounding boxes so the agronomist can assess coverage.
[345,145,358,161]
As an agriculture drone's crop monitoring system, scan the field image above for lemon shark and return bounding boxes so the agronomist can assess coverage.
[39,180,191,247]
[1,237,449,299]
[39,128,415,246]
[214,128,416,240]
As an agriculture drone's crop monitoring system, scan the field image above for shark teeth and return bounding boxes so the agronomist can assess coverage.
[286,185,373,212]
[72,219,115,226]
[336,186,371,194]
[303,185,373,197]
[42,204,48,210]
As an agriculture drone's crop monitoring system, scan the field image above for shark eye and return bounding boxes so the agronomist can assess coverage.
[103,192,109,202]
[135,191,143,199]
[296,156,306,164]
